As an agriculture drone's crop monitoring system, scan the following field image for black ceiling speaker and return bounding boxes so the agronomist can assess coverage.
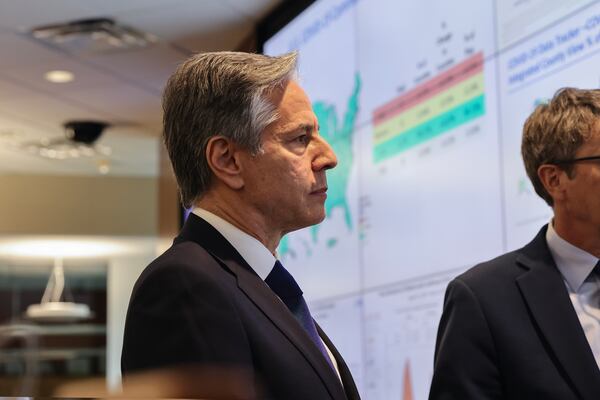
[64,121,108,145]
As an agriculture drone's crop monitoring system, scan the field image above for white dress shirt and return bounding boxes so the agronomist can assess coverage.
[192,208,342,380]
[546,222,600,369]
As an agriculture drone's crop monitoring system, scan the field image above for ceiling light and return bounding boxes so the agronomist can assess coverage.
[98,159,110,175]
[44,70,74,83]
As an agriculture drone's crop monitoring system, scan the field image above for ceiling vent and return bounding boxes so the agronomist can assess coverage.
[30,17,158,53]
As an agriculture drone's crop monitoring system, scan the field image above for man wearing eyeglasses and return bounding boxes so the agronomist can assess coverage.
[429,88,600,400]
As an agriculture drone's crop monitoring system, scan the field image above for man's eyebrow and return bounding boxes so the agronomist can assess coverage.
[284,122,316,134]
[299,123,315,132]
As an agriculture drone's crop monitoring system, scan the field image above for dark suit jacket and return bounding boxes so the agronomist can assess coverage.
[429,225,600,400]
[121,214,360,400]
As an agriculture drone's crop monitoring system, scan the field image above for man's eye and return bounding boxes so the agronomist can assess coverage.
[295,135,310,145]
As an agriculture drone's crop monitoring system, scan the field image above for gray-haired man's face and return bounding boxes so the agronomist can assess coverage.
[237,81,338,235]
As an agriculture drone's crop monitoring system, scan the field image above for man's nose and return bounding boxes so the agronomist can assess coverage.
[312,136,338,171]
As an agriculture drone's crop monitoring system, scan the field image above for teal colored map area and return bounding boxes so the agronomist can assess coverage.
[279,73,361,259]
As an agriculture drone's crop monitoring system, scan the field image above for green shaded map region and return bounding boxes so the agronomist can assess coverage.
[279,73,361,259]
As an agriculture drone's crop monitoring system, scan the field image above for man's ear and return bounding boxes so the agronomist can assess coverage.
[205,136,244,190]
[537,163,567,203]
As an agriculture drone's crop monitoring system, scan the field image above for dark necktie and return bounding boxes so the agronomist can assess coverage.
[265,260,336,371]
[593,260,600,303]
[590,260,600,284]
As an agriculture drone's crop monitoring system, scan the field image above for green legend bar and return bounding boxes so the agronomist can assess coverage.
[373,94,485,163]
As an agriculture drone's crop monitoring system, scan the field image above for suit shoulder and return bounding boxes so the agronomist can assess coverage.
[146,240,218,273]
[456,226,548,288]
[454,249,523,292]
[132,241,233,296]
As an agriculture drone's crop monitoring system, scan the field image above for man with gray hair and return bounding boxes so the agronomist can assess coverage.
[429,88,600,400]
[121,51,360,400]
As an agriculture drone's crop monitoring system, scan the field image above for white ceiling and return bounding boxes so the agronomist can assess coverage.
[0,0,281,177]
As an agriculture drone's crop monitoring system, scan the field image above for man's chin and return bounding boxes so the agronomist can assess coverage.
[310,208,327,225]
[285,210,326,233]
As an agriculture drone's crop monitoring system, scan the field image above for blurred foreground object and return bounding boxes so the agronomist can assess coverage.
[54,365,257,399]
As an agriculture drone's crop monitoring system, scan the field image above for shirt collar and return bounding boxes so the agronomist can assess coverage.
[546,221,599,292]
[192,208,276,280]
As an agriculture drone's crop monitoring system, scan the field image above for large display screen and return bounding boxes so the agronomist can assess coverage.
[261,1,600,398]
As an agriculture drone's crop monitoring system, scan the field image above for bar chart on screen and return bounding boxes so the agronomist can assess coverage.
[402,360,415,400]
[361,270,452,400]
[372,52,485,163]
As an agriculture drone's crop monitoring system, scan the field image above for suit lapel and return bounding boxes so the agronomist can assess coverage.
[178,215,347,400]
[316,323,361,400]
[516,227,600,400]
[235,266,348,400]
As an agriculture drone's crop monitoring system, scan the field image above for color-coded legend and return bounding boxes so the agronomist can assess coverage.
[372,52,485,163]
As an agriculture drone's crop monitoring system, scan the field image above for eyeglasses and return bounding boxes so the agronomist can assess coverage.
[552,155,600,165]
